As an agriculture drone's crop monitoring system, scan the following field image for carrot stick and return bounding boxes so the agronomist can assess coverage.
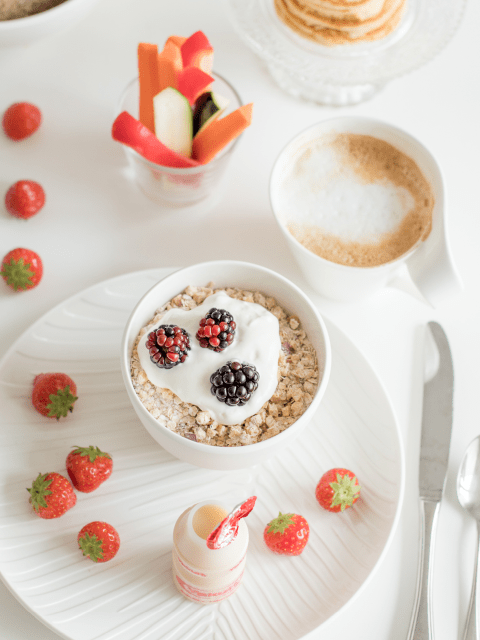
[159,39,183,74]
[157,57,177,92]
[192,103,253,164]
[166,35,187,48]
[138,43,160,133]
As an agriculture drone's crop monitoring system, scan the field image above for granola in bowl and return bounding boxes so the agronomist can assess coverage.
[130,284,320,447]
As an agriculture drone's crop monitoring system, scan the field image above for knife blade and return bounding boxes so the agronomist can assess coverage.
[419,322,455,501]
[408,321,454,640]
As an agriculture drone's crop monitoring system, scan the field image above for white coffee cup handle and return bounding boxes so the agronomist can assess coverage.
[404,205,463,307]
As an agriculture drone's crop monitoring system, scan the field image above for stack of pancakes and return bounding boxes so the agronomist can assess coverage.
[274,0,408,46]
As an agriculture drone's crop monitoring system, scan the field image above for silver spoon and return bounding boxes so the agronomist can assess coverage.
[457,434,480,640]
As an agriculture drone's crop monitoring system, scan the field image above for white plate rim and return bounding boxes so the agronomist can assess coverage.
[0,267,406,640]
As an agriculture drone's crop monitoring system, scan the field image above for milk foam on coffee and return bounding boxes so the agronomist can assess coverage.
[276,133,434,267]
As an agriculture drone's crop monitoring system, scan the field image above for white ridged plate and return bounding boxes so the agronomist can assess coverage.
[0,268,404,640]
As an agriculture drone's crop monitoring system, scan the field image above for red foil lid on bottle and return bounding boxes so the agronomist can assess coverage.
[206,496,257,550]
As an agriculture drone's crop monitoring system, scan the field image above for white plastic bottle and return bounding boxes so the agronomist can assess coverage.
[172,497,255,604]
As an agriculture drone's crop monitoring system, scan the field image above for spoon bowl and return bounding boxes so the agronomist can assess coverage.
[458,436,480,516]
[457,434,480,640]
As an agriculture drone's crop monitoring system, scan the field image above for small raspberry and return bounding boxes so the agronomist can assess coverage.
[2,102,42,141]
[146,324,190,369]
[210,361,259,406]
[196,307,236,352]
[5,180,45,219]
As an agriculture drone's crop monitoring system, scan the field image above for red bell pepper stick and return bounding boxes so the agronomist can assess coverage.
[177,67,214,105]
[181,31,214,73]
[112,111,199,168]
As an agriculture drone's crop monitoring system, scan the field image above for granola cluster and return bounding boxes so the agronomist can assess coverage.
[130,285,321,447]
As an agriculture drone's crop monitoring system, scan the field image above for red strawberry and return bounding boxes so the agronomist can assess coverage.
[263,512,309,556]
[78,521,120,562]
[315,468,361,513]
[32,372,78,419]
[5,180,45,219]
[2,102,42,140]
[27,472,76,519]
[1,247,43,291]
[66,445,113,493]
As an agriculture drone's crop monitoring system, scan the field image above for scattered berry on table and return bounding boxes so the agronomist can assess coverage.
[5,180,45,219]
[196,307,236,351]
[315,468,361,512]
[210,361,259,406]
[2,102,42,140]
[78,521,120,562]
[146,324,190,368]
[1,247,43,291]
[66,445,112,493]
[32,372,78,419]
[263,512,310,556]
[27,472,76,519]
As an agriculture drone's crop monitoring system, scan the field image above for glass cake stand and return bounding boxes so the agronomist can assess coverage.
[226,0,467,105]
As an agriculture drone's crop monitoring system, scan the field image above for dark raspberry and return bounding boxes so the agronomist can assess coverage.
[235,371,246,384]
[224,371,235,385]
[210,361,259,406]
[145,324,190,369]
[196,307,236,352]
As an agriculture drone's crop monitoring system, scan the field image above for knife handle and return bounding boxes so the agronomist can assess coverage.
[407,499,440,640]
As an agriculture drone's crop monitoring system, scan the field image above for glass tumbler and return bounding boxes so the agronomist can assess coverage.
[116,72,242,209]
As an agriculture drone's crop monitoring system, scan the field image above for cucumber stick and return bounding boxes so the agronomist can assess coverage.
[193,92,229,137]
[153,87,193,157]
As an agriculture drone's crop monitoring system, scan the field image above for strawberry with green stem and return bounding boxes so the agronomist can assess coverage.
[315,468,361,512]
[1,247,43,291]
[66,445,113,492]
[27,472,76,519]
[32,372,78,419]
[78,522,120,562]
[263,512,309,556]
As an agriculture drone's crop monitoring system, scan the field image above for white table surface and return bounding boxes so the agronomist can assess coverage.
[0,0,478,638]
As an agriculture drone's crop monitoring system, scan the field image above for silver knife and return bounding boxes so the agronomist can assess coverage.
[407,321,455,640]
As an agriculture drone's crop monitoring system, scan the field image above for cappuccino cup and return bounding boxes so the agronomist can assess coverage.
[270,117,462,305]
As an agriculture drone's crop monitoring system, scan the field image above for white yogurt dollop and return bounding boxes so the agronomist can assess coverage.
[138,292,281,425]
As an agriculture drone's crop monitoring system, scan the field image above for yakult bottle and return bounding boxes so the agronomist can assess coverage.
[172,497,256,604]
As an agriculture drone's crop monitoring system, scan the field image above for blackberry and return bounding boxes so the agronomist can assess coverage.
[210,361,260,406]
[145,324,190,369]
[196,307,236,352]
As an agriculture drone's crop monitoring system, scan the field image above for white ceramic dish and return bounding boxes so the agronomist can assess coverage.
[0,0,102,49]
[121,260,331,470]
[0,268,404,640]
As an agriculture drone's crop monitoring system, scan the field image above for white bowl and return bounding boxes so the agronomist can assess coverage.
[0,0,101,49]
[120,260,331,470]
